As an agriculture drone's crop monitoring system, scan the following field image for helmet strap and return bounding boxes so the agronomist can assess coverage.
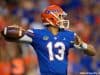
[46,18,55,26]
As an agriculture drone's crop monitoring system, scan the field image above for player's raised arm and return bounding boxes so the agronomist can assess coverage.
[1,25,33,43]
[73,34,96,56]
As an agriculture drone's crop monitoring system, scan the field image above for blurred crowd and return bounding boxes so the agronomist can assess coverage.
[0,0,99,75]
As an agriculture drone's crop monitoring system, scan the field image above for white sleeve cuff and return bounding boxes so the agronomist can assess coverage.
[82,42,88,49]
[19,35,32,43]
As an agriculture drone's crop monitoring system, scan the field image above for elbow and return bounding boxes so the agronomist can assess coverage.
[84,50,96,56]
[91,49,96,56]
[89,51,96,56]
[89,45,96,56]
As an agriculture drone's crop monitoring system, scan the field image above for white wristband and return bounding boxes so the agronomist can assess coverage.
[74,42,88,50]
[82,42,88,49]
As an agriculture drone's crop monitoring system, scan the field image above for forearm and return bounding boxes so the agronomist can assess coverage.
[74,35,96,56]
[74,42,96,56]
[83,44,96,56]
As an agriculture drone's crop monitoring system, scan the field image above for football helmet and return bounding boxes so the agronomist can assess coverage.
[41,5,69,29]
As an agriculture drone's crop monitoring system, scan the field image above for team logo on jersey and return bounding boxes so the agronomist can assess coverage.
[43,35,49,40]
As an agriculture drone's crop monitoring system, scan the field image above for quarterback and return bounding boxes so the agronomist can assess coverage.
[2,5,96,75]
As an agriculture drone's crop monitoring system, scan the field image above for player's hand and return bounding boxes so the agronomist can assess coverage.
[74,35,87,49]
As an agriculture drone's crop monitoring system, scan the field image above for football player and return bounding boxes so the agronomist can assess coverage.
[2,5,96,75]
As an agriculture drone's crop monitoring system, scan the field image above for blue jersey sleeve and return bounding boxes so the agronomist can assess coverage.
[26,29,42,43]
[19,29,35,43]
[26,29,34,38]
[69,31,76,48]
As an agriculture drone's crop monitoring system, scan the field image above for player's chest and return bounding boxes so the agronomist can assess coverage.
[34,33,71,49]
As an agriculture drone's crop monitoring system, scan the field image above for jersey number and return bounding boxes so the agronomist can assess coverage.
[47,42,65,61]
